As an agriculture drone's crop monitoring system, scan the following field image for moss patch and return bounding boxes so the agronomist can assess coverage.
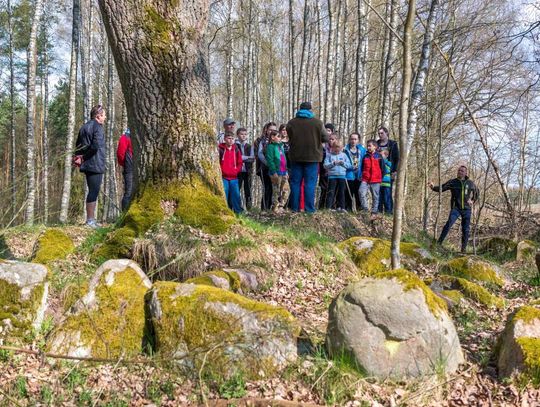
[516,338,540,385]
[50,267,150,358]
[185,270,241,292]
[440,290,464,303]
[374,269,447,317]
[441,256,504,287]
[479,237,517,261]
[514,306,540,325]
[440,275,504,309]
[32,229,75,264]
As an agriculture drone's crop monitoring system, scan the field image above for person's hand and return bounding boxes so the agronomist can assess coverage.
[284,174,289,180]
[271,174,279,183]
[428,181,434,189]
[391,172,397,180]
[467,199,474,206]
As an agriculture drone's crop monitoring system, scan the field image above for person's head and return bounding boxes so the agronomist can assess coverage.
[457,165,468,179]
[224,131,235,146]
[331,140,343,154]
[377,126,389,142]
[237,127,248,142]
[90,105,106,124]
[325,123,335,136]
[381,149,389,159]
[328,133,338,147]
[264,122,278,137]
[299,101,312,111]
[223,118,236,133]
[348,132,359,147]
[269,130,281,143]
[278,124,288,141]
[366,139,378,153]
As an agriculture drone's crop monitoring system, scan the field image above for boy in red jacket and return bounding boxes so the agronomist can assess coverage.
[218,132,243,214]
[116,128,133,211]
[359,139,384,214]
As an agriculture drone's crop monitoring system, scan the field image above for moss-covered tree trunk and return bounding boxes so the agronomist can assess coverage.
[97,0,221,191]
[95,1,232,260]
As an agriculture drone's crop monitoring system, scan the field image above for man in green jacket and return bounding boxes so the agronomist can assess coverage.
[286,102,328,213]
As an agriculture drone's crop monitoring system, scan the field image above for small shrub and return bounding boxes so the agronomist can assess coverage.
[218,372,247,399]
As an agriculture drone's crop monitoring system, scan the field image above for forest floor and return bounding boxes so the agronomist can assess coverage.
[0,211,539,406]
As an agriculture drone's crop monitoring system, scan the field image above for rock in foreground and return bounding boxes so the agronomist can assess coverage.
[147,282,299,378]
[326,270,464,379]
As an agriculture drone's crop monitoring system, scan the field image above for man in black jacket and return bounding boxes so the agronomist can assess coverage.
[76,105,107,228]
[235,127,254,210]
[377,126,399,214]
[429,165,479,253]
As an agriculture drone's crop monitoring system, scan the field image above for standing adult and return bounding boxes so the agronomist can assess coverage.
[116,128,133,211]
[376,126,399,214]
[217,118,236,144]
[286,102,328,213]
[235,127,254,210]
[76,105,107,228]
[254,122,277,210]
[344,132,366,211]
[319,123,335,209]
[429,165,479,253]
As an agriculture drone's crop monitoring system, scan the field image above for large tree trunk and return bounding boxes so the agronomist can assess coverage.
[391,0,416,269]
[25,0,45,225]
[59,0,81,223]
[97,0,222,191]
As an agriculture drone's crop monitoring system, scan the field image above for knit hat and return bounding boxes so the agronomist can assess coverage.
[299,101,312,110]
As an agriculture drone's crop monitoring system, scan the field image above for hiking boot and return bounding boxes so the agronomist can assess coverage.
[86,219,101,229]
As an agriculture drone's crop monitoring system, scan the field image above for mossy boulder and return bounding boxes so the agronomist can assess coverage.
[185,268,258,293]
[497,305,540,383]
[147,282,299,379]
[478,237,517,261]
[339,237,433,276]
[516,240,538,263]
[0,260,49,342]
[32,228,75,264]
[48,259,152,358]
[433,275,505,309]
[440,256,505,287]
[326,270,463,379]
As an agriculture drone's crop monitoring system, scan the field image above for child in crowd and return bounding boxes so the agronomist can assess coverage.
[380,149,393,215]
[323,140,352,211]
[360,139,383,214]
[344,132,366,212]
[265,130,290,213]
[218,132,243,214]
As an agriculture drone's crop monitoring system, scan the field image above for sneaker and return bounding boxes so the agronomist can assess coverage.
[86,219,101,229]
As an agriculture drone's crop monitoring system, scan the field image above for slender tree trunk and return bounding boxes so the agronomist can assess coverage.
[87,1,94,115]
[297,1,309,105]
[324,0,335,122]
[25,0,45,225]
[97,0,222,194]
[59,0,81,223]
[391,0,416,270]
[105,48,118,221]
[225,0,234,119]
[331,0,344,124]
[377,0,390,126]
[316,0,323,117]
[43,46,50,224]
[355,0,369,138]
[381,0,398,128]
[288,0,296,116]
[518,91,529,214]
[8,0,17,220]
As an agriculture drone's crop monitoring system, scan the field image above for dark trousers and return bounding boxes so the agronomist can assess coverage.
[345,179,361,211]
[85,172,103,203]
[319,176,329,209]
[379,185,393,214]
[121,169,133,211]
[238,171,252,210]
[326,178,346,210]
[258,170,273,210]
[438,208,472,251]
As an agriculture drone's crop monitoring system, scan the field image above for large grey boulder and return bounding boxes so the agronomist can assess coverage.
[147,281,299,379]
[326,270,464,379]
[48,259,152,358]
[498,305,540,379]
[0,260,49,342]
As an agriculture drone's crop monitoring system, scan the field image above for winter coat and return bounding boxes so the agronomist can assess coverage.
[265,142,288,176]
[381,158,392,187]
[218,143,243,180]
[117,133,133,172]
[76,119,106,174]
[286,112,328,163]
[377,139,399,173]
[432,177,479,210]
[361,151,383,184]
[344,144,366,181]
[324,151,352,179]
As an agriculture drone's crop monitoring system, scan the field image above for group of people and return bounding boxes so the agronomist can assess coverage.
[74,103,479,253]
[217,102,400,216]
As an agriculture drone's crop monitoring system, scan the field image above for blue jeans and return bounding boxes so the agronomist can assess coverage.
[359,182,381,213]
[379,185,393,214]
[438,208,471,251]
[290,162,318,213]
[222,178,243,214]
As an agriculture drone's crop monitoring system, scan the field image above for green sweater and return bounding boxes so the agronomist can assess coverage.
[265,142,287,175]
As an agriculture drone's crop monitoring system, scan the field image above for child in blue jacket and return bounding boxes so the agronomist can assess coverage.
[324,140,352,210]
[344,133,366,212]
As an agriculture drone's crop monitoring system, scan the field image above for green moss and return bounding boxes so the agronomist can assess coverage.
[150,282,298,377]
[142,5,173,53]
[441,256,504,287]
[51,267,150,358]
[339,237,430,276]
[441,275,505,309]
[185,270,241,292]
[440,290,464,303]
[514,306,540,325]
[0,278,45,339]
[516,338,540,385]
[374,269,447,317]
[479,237,517,261]
[32,229,75,264]
[93,227,136,262]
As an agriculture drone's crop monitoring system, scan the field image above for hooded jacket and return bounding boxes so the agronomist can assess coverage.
[286,110,328,163]
[361,151,384,183]
[344,144,366,181]
[117,132,133,170]
[76,119,106,174]
[324,151,352,178]
[265,142,288,176]
[218,143,243,180]
[377,138,399,173]
[432,177,479,210]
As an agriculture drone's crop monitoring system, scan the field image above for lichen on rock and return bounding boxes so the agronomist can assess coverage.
[48,259,152,358]
[32,228,75,265]
[0,260,49,342]
[440,256,505,287]
[437,275,505,309]
[147,281,299,379]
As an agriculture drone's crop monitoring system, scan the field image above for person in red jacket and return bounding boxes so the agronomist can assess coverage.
[218,132,243,214]
[359,139,384,214]
[116,128,133,211]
